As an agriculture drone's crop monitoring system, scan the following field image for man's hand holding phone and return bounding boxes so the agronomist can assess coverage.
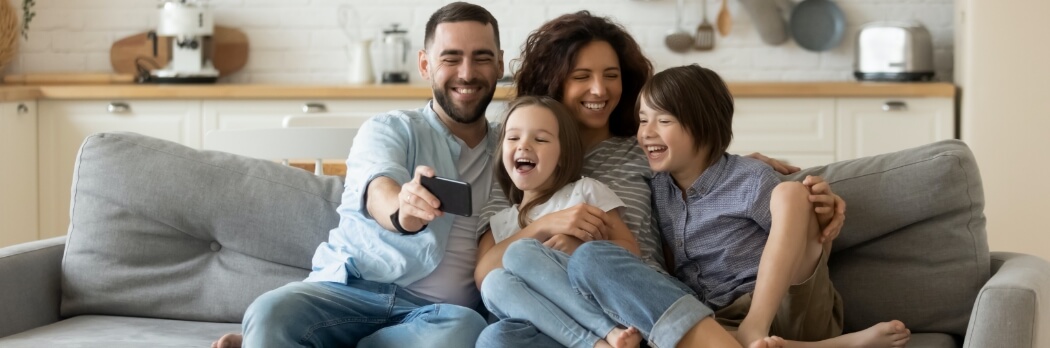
[395,166,444,234]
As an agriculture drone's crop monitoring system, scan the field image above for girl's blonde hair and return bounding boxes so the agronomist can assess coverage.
[494,96,584,228]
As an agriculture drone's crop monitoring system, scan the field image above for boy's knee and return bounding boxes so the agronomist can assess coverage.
[772,181,813,208]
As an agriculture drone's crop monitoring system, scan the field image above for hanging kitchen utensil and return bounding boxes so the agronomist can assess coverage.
[739,0,789,45]
[337,4,361,42]
[716,0,731,36]
[664,0,693,53]
[789,0,846,51]
[694,0,716,50]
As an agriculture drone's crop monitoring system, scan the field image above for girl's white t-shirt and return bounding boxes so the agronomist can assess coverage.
[489,177,625,243]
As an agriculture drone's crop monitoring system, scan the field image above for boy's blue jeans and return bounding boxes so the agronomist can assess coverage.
[478,239,619,348]
[242,279,486,347]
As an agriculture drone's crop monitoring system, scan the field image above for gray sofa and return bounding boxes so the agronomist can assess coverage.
[0,132,1046,347]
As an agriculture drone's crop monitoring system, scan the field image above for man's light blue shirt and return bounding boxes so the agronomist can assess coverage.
[305,102,501,287]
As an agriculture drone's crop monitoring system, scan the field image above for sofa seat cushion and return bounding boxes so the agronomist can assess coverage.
[61,132,344,323]
[0,315,241,347]
[787,140,989,336]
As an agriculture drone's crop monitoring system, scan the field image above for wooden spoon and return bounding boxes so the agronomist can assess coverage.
[717,0,732,36]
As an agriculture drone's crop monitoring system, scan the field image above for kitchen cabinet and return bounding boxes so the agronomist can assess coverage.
[836,97,955,160]
[0,101,38,248]
[37,100,201,239]
[729,98,837,169]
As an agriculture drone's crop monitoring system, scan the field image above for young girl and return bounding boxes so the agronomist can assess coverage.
[631,64,910,348]
[477,95,642,348]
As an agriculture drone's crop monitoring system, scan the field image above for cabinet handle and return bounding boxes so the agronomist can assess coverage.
[302,103,328,113]
[108,102,131,114]
[16,103,29,114]
[882,101,908,112]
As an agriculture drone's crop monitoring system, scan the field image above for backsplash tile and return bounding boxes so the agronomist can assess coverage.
[3,0,954,84]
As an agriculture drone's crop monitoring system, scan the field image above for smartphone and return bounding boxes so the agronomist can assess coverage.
[420,175,472,217]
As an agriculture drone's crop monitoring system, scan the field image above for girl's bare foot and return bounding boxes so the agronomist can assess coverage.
[605,326,642,348]
[836,320,911,348]
[211,333,243,348]
[748,335,785,348]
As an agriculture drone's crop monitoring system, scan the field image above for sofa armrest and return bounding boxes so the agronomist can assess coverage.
[0,237,65,338]
[963,251,1050,348]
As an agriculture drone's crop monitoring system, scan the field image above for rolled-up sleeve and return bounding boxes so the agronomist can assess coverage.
[343,114,414,219]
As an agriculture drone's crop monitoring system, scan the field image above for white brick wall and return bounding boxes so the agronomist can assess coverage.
[2,0,954,83]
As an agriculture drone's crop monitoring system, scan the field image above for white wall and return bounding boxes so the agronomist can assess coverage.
[3,0,954,84]
[957,0,1050,261]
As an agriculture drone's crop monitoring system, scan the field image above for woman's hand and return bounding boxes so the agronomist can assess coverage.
[747,152,801,175]
[543,235,586,255]
[803,175,845,244]
[529,203,611,242]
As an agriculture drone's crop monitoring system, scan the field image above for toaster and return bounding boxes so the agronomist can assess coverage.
[854,21,935,82]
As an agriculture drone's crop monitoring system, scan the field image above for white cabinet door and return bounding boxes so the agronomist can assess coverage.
[836,98,955,160]
[37,100,202,239]
[202,99,425,133]
[202,99,508,135]
[0,101,39,247]
[729,98,837,169]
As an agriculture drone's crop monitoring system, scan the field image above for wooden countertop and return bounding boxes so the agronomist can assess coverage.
[0,81,956,102]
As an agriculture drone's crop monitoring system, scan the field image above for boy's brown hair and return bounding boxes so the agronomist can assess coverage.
[494,96,584,228]
[638,64,734,166]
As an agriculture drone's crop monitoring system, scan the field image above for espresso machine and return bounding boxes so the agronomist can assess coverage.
[149,0,219,83]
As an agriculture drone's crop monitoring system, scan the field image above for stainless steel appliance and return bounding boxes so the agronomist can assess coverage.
[150,0,219,83]
[854,21,935,82]
[380,24,410,84]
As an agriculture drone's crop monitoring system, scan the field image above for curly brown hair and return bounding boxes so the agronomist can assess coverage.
[514,11,652,137]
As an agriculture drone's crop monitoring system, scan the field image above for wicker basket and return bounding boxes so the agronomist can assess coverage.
[0,0,19,74]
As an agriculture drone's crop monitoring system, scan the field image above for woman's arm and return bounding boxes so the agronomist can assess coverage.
[746,152,801,175]
[544,208,639,257]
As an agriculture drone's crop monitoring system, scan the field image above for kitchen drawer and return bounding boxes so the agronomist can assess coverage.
[836,97,954,160]
[728,98,836,159]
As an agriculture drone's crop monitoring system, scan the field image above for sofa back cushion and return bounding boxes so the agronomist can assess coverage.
[786,140,989,336]
[61,132,343,323]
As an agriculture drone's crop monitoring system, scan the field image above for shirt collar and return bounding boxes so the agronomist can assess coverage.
[423,100,501,157]
[688,154,729,197]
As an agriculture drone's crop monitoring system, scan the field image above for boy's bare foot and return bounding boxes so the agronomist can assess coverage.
[211,333,243,348]
[605,326,642,348]
[837,320,911,348]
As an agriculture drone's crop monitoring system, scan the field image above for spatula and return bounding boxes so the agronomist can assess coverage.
[717,0,732,36]
[694,0,716,51]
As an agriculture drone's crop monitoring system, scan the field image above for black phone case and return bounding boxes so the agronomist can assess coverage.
[420,176,472,217]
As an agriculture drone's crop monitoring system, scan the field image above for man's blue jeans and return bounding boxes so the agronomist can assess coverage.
[242,279,486,347]
[568,241,715,348]
[478,239,619,348]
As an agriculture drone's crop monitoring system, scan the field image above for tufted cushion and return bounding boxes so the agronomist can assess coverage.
[786,140,989,336]
[61,132,344,322]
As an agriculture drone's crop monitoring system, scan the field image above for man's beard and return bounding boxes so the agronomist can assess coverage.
[433,81,494,124]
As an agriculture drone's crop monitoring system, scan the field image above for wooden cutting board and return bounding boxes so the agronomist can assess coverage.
[110,26,249,77]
